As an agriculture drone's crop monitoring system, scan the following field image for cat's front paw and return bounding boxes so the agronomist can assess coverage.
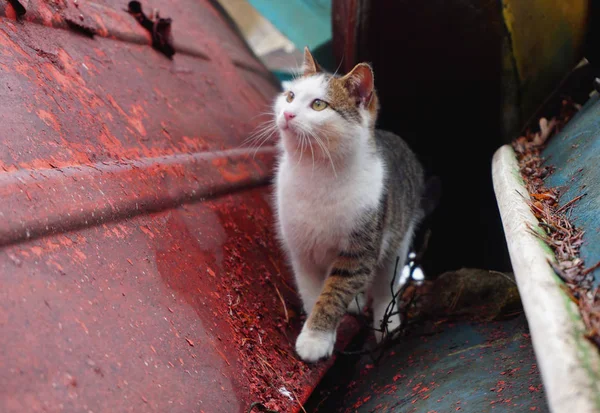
[295,327,336,362]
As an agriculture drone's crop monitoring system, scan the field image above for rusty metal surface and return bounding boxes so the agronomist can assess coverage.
[0,2,359,412]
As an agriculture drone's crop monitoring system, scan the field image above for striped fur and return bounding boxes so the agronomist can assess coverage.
[274,48,425,362]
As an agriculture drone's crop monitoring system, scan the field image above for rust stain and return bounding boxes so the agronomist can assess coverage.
[73,250,87,261]
[129,104,147,137]
[47,259,65,272]
[93,48,106,58]
[57,49,77,75]
[4,3,17,20]
[30,246,44,257]
[0,28,29,59]
[44,62,72,89]
[106,94,148,138]
[35,1,57,27]
[74,318,90,335]
[139,225,155,239]
[14,62,32,79]
[87,9,111,38]
[218,164,251,183]
[182,136,209,152]
[37,110,61,132]
[0,1,357,411]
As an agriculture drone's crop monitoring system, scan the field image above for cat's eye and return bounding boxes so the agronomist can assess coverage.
[311,99,328,111]
[286,91,295,103]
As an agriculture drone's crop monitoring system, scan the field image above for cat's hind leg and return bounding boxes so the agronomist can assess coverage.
[347,291,367,315]
[371,231,413,343]
[371,256,403,342]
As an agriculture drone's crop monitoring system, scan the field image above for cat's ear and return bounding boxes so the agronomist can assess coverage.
[303,47,321,75]
[342,63,374,107]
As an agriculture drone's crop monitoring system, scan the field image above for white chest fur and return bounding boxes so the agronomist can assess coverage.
[275,151,385,270]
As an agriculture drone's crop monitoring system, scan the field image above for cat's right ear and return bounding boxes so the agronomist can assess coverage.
[303,47,321,76]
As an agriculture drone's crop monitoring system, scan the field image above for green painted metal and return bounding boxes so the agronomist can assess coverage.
[501,0,589,139]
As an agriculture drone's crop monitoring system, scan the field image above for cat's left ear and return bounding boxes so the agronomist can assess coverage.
[303,47,322,75]
[343,63,374,107]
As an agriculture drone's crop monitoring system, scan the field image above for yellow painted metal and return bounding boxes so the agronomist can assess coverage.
[502,0,589,125]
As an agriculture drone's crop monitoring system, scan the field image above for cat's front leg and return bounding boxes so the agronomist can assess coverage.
[296,246,376,362]
[291,257,324,315]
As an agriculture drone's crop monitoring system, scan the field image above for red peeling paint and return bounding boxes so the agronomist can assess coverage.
[0,1,358,412]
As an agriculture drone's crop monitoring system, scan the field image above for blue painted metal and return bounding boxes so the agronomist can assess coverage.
[307,315,548,412]
[543,95,600,287]
[247,0,332,51]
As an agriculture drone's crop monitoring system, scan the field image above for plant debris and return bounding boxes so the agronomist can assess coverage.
[205,195,333,413]
[512,99,600,351]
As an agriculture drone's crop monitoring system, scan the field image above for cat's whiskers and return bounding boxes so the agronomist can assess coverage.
[245,123,275,150]
[250,102,276,120]
[308,131,316,173]
[314,134,337,178]
[250,111,276,121]
[295,130,307,167]
[244,119,278,157]
[295,123,332,173]
[300,132,308,166]
[295,123,319,173]
[290,129,303,161]
[303,123,338,178]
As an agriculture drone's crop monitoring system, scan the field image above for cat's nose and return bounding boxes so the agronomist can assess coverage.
[284,111,296,122]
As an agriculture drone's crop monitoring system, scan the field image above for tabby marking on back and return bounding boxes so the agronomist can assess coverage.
[273,48,425,362]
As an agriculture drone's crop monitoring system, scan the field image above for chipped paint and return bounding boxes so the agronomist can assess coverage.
[0,2,354,412]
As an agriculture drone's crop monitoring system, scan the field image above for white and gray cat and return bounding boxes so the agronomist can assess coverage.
[272,48,426,362]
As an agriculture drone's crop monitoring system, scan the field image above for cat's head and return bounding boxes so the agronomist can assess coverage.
[274,47,379,163]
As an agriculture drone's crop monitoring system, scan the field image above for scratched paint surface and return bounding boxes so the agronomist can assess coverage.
[0,17,267,170]
[0,1,358,412]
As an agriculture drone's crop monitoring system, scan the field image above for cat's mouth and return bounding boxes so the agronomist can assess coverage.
[278,119,297,133]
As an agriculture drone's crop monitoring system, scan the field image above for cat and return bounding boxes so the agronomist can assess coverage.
[273,48,426,362]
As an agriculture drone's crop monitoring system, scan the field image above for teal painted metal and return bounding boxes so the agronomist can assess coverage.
[307,315,548,412]
[247,0,332,51]
[543,95,600,287]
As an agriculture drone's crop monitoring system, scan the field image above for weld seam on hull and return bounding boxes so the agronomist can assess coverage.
[0,147,277,246]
